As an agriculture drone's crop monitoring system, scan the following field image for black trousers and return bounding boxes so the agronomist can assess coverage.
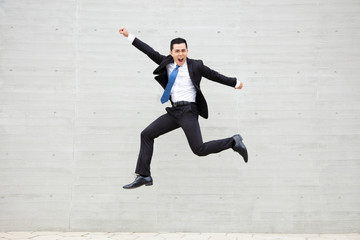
[135,103,234,176]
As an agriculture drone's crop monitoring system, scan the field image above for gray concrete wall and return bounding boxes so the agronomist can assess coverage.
[1,0,359,233]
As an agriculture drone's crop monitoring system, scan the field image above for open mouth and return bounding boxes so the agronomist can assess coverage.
[178,58,184,63]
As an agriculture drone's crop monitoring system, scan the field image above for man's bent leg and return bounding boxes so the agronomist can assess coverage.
[180,114,233,156]
[135,113,179,176]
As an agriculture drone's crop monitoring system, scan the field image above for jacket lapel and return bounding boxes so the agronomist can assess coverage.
[153,55,173,75]
[187,58,195,82]
[186,58,200,89]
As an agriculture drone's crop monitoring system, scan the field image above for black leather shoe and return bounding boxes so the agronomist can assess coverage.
[123,175,153,189]
[232,134,248,163]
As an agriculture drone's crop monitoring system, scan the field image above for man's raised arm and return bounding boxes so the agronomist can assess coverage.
[119,27,164,65]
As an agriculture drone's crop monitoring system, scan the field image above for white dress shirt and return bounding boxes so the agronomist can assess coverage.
[167,61,196,103]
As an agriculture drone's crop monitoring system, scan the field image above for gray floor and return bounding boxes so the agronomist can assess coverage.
[0,232,359,240]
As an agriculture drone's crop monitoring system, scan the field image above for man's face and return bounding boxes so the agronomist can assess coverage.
[170,43,188,66]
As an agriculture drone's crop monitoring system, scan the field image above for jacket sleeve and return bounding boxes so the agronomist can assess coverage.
[132,37,166,65]
[200,61,237,88]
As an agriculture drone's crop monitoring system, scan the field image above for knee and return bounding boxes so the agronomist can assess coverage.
[140,128,158,141]
[140,129,152,140]
[191,145,207,157]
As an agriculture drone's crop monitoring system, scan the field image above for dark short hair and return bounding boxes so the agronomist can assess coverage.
[170,37,188,50]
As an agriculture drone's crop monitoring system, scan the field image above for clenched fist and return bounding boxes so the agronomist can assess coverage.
[236,81,243,90]
[119,27,129,37]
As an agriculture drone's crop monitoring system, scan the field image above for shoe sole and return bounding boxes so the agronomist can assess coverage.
[123,183,153,189]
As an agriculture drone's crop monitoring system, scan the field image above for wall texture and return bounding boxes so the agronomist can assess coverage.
[0,0,359,233]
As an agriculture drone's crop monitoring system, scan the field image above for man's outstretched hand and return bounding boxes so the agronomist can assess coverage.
[236,81,243,90]
[119,27,129,37]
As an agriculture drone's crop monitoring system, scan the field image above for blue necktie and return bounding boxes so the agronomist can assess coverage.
[160,64,180,104]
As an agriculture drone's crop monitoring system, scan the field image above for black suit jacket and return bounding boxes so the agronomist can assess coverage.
[132,37,237,119]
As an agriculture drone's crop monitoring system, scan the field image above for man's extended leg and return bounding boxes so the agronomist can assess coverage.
[123,113,179,189]
[135,113,179,177]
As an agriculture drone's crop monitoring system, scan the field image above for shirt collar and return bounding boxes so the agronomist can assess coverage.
[173,60,187,68]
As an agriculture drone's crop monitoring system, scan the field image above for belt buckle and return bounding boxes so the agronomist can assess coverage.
[174,101,185,107]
